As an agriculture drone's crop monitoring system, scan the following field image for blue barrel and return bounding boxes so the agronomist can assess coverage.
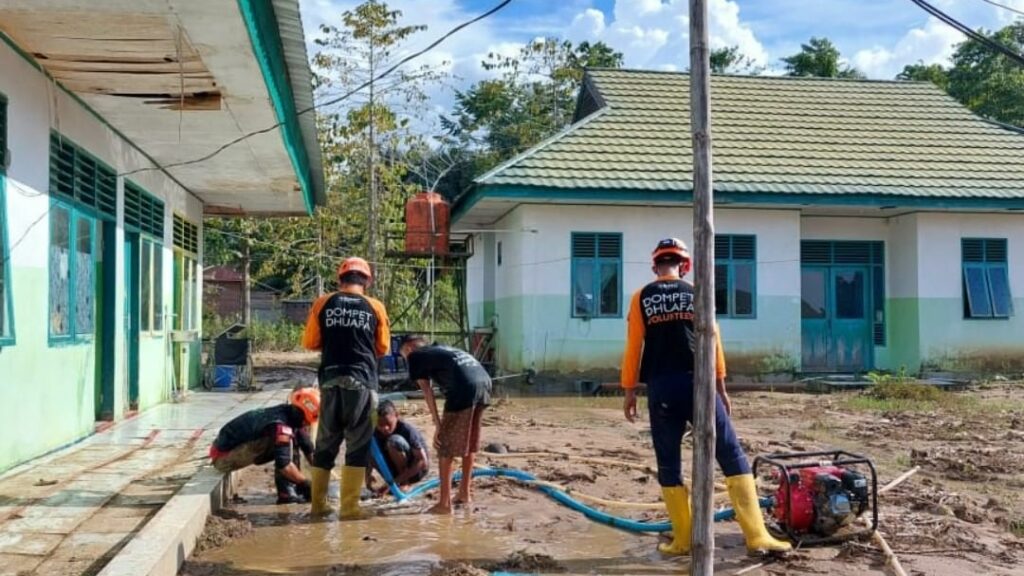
[214,365,235,388]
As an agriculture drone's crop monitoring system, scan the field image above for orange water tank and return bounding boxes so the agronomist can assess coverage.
[404,191,450,255]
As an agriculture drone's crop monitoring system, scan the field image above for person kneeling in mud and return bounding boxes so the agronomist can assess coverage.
[367,400,430,495]
[398,335,492,514]
[209,387,320,504]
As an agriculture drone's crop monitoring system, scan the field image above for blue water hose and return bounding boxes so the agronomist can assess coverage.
[370,439,771,532]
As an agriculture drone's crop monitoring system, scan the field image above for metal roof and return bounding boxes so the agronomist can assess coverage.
[475,69,1024,200]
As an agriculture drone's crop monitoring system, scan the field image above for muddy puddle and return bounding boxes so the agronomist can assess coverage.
[183,390,1024,576]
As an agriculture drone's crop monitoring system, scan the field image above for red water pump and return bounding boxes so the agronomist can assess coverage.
[753,450,878,546]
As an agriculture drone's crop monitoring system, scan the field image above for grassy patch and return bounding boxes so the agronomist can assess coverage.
[842,379,986,413]
[871,380,944,402]
[1009,519,1024,538]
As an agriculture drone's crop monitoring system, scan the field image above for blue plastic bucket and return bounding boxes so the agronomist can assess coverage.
[214,365,235,388]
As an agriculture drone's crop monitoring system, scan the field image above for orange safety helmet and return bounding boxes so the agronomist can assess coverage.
[337,257,373,281]
[290,387,321,425]
[652,237,691,264]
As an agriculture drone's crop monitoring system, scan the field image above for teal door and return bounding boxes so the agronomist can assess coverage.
[97,223,116,421]
[124,235,140,410]
[801,266,871,372]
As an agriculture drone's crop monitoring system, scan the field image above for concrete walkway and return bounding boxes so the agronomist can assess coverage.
[0,389,288,576]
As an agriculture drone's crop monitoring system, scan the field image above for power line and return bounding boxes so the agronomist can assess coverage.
[120,0,514,179]
[910,0,1024,67]
[977,0,1024,18]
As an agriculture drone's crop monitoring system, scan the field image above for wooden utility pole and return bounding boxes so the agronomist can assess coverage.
[688,0,716,574]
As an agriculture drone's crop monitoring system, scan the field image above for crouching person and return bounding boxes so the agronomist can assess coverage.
[367,400,430,495]
[398,335,492,514]
[209,388,320,504]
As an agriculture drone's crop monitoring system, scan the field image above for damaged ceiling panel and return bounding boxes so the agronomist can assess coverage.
[0,11,219,105]
[0,0,323,215]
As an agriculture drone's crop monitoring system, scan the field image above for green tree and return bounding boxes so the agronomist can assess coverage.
[313,0,446,269]
[781,37,864,79]
[946,23,1024,127]
[897,60,950,90]
[710,46,761,74]
[441,38,623,193]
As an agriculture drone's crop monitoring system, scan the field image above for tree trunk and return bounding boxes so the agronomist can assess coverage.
[688,0,716,574]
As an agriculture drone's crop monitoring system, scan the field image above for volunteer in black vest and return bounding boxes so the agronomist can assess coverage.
[621,238,790,555]
[302,257,391,519]
[398,335,492,514]
[209,387,319,504]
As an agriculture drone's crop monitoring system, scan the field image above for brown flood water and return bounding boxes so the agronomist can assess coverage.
[186,391,1024,576]
[190,397,752,575]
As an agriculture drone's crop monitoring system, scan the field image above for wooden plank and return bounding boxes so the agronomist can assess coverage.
[43,59,207,74]
[57,71,216,95]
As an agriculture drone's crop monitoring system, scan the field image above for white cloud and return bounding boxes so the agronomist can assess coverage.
[569,8,606,38]
[567,0,767,70]
[991,0,1024,24]
[853,17,961,78]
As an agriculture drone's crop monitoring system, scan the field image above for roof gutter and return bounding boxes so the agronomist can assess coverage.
[237,0,323,215]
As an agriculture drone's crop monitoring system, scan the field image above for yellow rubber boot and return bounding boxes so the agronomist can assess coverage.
[726,474,792,554]
[339,466,367,520]
[658,486,692,555]
[309,466,331,516]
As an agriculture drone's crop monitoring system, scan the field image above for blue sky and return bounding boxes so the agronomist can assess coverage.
[299,0,1023,118]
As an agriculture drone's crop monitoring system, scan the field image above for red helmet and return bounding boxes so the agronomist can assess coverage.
[652,237,691,264]
[337,257,372,281]
[290,387,321,425]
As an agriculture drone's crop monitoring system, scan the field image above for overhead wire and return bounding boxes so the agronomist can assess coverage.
[909,0,1024,66]
[977,0,1024,18]
[2,1,513,267]
[119,0,514,178]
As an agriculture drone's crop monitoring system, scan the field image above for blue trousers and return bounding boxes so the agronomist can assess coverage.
[648,372,750,487]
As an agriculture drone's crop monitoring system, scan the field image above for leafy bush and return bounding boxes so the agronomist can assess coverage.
[249,320,305,352]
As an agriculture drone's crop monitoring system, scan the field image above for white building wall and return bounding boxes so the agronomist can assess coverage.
[913,212,1024,371]
[486,204,802,374]
[0,39,203,469]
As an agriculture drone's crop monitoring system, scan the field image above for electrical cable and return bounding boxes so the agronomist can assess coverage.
[977,0,1024,18]
[119,0,514,178]
[909,0,1024,67]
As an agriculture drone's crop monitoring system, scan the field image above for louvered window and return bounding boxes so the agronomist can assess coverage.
[173,214,199,255]
[48,133,116,220]
[962,239,1012,319]
[571,232,622,318]
[801,240,887,346]
[715,235,756,318]
[124,181,165,239]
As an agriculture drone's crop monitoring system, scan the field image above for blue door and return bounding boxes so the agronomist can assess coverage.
[801,266,871,372]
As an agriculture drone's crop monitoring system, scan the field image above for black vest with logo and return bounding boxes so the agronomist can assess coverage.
[639,278,697,383]
[318,292,380,387]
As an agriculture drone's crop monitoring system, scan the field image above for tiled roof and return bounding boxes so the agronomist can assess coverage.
[476,69,1024,199]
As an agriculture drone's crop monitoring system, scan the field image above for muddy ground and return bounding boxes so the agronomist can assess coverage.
[181,372,1024,576]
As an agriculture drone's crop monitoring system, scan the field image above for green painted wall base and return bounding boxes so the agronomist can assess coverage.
[0,267,197,472]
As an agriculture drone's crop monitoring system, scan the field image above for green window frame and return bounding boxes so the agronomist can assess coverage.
[172,214,199,332]
[571,232,622,319]
[126,181,165,335]
[714,235,757,318]
[962,238,1013,319]
[0,93,14,345]
[140,238,164,335]
[47,199,98,344]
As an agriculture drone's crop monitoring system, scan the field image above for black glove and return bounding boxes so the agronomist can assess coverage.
[296,479,312,502]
